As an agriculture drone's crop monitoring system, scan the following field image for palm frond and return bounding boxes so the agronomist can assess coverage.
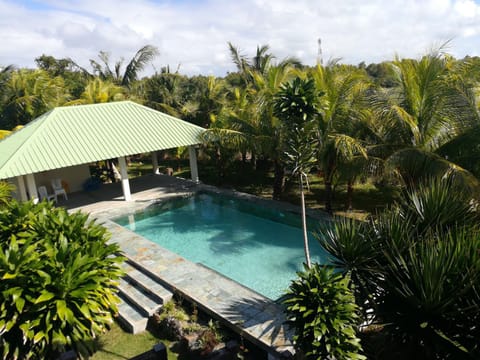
[122,45,159,87]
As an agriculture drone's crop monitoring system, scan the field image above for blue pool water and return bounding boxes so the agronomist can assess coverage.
[115,192,330,300]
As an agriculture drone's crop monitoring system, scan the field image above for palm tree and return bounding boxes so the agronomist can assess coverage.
[0,69,67,129]
[228,42,301,85]
[251,63,299,198]
[311,63,370,213]
[89,45,159,87]
[205,86,257,160]
[274,76,320,268]
[0,64,15,87]
[143,71,185,116]
[66,78,125,105]
[372,51,480,191]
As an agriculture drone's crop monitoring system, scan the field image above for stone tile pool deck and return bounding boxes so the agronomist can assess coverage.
[67,175,330,358]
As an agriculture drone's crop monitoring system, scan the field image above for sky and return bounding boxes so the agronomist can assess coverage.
[1,0,480,77]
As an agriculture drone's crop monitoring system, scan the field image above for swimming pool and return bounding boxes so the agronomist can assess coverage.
[114,192,330,300]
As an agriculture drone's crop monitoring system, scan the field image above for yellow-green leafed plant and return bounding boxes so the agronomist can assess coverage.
[0,200,125,359]
[0,181,15,207]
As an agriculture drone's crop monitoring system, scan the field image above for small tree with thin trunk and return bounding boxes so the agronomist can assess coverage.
[274,76,320,268]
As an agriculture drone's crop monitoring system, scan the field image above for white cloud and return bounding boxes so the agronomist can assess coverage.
[1,0,480,76]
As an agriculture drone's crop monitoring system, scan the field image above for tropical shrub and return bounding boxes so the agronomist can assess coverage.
[0,181,14,207]
[0,200,124,359]
[316,177,480,358]
[284,264,365,360]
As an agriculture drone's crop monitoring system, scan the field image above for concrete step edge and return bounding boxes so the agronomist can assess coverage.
[120,262,173,305]
[122,255,176,296]
[118,278,163,317]
[117,295,149,334]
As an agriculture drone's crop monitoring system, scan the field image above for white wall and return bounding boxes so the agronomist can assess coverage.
[34,164,91,193]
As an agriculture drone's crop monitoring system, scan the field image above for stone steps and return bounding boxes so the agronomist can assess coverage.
[116,259,173,334]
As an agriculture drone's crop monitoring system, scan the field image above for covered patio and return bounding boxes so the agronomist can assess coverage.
[62,173,197,214]
[0,101,205,202]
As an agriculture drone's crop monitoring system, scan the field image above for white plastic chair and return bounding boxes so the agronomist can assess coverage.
[51,178,68,200]
[38,186,56,203]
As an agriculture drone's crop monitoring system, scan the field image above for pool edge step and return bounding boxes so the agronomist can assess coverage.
[117,294,149,334]
[116,258,174,334]
[117,278,163,317]
[120,261,174,307]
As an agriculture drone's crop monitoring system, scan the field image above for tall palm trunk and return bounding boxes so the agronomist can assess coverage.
[300,175,311,268]
[324,163,335,214]
[325,180,333,214]
[346,178,354,211]
[273,159,285,200]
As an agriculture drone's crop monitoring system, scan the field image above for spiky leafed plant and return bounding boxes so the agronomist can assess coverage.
[0,200,124,359]
[274,76,320,268]
[316,177,480,358]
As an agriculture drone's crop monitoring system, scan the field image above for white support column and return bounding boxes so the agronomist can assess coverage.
[128,214,136,231]
[16,175,28,201]
[25,173,39,204]
[118,156,132,201]
[188,145,199,183]
[152,151,159,174]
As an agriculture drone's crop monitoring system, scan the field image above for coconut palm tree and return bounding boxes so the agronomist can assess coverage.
[89,45,159,88]
[0,69,67,129]
[228,42,301,86]
[250,63,300,199]
[66,78,125,105]
[310,63,371,213]
[372,51,480,191]
[0,65,15,87]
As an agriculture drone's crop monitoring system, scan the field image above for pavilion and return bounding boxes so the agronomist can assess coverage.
[0,101,205,202]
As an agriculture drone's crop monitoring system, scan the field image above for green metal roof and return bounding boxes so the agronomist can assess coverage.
[0,101,205,179]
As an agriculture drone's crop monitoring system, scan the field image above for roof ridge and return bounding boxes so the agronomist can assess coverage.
[56,100,135,110]
[134,101,205,130]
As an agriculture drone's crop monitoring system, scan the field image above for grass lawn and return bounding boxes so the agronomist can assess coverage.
[90,322,177,360]
[126,155,398,220]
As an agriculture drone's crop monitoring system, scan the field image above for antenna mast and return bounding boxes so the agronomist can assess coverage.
[317,38,323,66]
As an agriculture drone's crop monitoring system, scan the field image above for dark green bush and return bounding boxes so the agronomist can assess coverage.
[284,264,365,360]
[0,200,124,359]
